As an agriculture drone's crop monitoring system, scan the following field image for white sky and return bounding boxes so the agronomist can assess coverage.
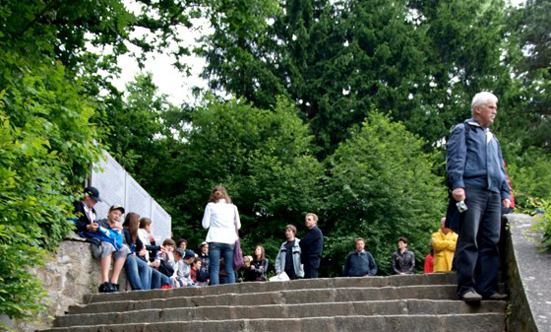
[110,17,211,106]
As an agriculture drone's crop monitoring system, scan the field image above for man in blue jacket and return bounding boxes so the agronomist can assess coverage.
[446,91,511,303]
[343,238,377,277]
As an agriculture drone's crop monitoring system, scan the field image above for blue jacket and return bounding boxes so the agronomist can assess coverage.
[446,119,510,199]
[343,250,377,277]
[275,239,305,278]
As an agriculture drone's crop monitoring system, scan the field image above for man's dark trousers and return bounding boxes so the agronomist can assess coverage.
[456,187,501,297]
[303,259,320,279]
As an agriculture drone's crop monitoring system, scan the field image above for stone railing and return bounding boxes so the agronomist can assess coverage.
[505,213,551,332]
[3,236,129,332]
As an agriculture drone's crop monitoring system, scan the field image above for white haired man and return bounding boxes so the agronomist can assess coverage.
[446,92,511,302]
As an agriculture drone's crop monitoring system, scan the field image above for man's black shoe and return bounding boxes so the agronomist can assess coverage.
[111,283,120,291]
[98,282,115,293]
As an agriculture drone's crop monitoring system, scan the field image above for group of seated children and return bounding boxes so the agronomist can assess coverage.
[73,186,210,292]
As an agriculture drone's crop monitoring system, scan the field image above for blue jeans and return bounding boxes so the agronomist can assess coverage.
[456,187,501,297]
[208,242,235,285]
[124,255,152,290]
[151,268,174,289]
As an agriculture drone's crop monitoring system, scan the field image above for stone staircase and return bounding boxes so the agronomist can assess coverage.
[43,274,507,332]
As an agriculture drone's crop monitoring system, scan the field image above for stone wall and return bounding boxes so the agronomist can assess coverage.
[3,237,129,332]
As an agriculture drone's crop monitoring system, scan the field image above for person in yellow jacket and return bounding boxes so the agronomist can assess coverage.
[431,217,458,272]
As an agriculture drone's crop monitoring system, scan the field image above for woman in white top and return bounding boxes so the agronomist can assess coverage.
[202,185,241,285]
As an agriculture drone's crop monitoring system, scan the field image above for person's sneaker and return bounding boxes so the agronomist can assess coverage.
[485,292,508,300]
[111,283,120,292]
[98,282,115,293]
[461,290,482,303]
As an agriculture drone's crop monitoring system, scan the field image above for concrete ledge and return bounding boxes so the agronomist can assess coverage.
[506,214,551,332]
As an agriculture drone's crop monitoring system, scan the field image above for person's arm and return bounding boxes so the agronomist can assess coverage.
[311,228,323,258]
[258,259,269,276]
[73,202,92,233]
[233,204,241,230]
[406,252,415,274]
[497,144,511,203]
[275,247,283,273]
[122,229,131,246]
[447,234,458,252]
[431,233,448,252]
[201,204,211,229]
[368,253,377,276]
[392,253,400,274]
[343,254,351,277]
[446,124,467,191]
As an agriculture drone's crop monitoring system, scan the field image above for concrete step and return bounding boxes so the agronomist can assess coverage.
[54,299,506,327]
[82,274,457,305]
[68,284,458,315]
[44,313,507,332]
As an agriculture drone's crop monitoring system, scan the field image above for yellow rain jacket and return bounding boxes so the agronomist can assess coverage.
[431,229,458,272]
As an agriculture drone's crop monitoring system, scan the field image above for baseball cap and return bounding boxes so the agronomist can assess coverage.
[109,204,125,214]
[175,248,185,256]
[199,241,208,248]
[84,186,101,202]
[184,250,195,259]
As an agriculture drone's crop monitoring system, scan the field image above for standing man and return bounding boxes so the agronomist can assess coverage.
[343,238,377,277]
[431,217,457,272]
[275,224,304,280]
[299,213,323,279]
[446,91,511,302]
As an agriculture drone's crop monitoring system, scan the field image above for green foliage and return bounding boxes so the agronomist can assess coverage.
[526,198,551,252]
[0,54,102,319]
[158,97,324,259]
[0,0,207,319]
[199,0,516,156]
[323,112,445,275]
[505,146,551,208]
[505,0,551,152]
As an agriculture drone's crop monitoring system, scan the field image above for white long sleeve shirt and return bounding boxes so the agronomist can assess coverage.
[138,228,151,261]
[201,199,241,244]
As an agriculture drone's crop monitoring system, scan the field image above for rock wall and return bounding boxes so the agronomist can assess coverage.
[4,238,129,332]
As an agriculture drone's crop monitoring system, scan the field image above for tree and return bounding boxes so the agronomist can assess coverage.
[199,0,516,156]
[0,54,102,321]
[0,0,202,321]
[322,112,446,275]
[146,97,324,258]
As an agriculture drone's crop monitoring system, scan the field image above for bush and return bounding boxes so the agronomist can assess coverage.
[322,112,446,275]
[528,198,551,252]
[0,53,101,322]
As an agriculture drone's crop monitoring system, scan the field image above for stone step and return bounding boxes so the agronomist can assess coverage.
[83,274,457,304]
[44,313,506,332]
[68,285,458,315]
[54,299,506,327]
